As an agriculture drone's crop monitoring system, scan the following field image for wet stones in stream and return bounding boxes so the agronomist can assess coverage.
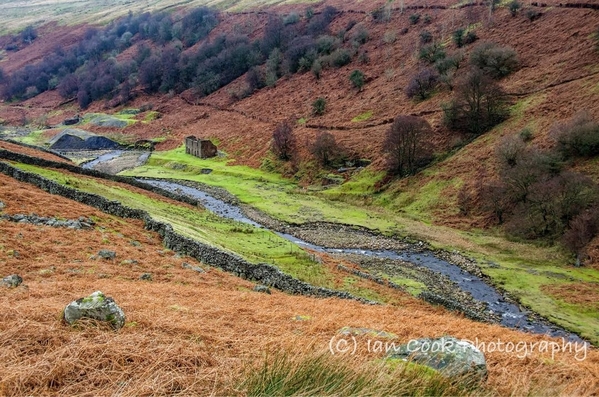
[338,254,497,323]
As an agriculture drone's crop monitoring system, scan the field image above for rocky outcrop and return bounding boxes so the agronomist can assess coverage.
[97,250,116,260]
[1,214,95,229]
[63,291,126,330]
[1,274,23,288]
[387,336,487,382]
[182,262,205,273]
[253,284,271,294]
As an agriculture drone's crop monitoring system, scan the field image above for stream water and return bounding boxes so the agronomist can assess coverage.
[137,178,582,341]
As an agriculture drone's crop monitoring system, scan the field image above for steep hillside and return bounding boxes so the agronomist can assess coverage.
[1,143,599,395]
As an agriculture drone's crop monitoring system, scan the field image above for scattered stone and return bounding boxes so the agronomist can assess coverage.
[182,262,205,273]
[63,115,80,125]
[97,250,116,260]
[130,240,141,247]
[6,249,19,258]
[253,284,271,294]
[63,291,126,330]
[97,273,110,279]
[339,326,397,339]
[200,168,212,174]
[0,200,4,211]
[139,273,153,281]
[120,259,139,266]
[1,274,23,288]
[387,336,487,382]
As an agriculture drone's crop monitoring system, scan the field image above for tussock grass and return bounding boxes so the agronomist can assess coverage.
[239,350,482,396]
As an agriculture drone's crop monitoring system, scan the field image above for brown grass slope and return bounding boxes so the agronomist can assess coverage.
[1,162,599,395]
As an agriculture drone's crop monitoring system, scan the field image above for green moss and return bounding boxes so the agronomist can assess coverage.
[351,110,373,122]
[143,111,161,122]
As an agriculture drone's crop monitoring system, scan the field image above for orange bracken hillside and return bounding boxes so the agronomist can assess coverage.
[1,167,599,395]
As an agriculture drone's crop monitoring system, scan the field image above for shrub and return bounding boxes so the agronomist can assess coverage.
[464,31,478,45]
[470,42,519,79]
[452,29,465,48]
[283,12,300,25]
[317,35,339,55]
[423,14,432,24]
[406,68,438,100]
[383,115,433,176]
[409,13,420,25]
[419,44,446,64]
[519,127,533,142]
[562,207,599,263]
[496,135,526,168]
[508,0,521,16]
[383,30,397,44]
[311,59,322,79]
[271,121,296,161]
[311,131,341,166]
[330,48,351,68]
[20,25,37,44]
[349,70,365,91]
[551,112,599,158]
[506,172,597,240]
[305,7,314,20]
[352,26,369,45]
[371,6,392,23]
[419,30,433,45]
[312,97,326,116]
[526,9,542,21]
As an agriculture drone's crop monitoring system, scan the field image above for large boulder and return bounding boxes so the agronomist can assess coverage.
[1,274,23,288]
[387,336,487,382]
[63,291,126,330]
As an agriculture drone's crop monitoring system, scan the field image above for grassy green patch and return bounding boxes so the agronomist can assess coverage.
[12,162,401,302]
[351,110,373,123]
[11,129,48,146]
[142,111,161,123]
[121,146,599,343]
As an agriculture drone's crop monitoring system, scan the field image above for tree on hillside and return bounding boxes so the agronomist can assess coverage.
[443,68,509,135]
[311,131,341,167]
[21,25,37,44]
[271,121,296,161]
[383,115,432,177]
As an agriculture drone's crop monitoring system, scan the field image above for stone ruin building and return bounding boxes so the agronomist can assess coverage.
[185,136,217,159]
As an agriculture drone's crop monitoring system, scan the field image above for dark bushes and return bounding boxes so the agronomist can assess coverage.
[406,68,438,100]
[551,112,599,159]
[470,42,519,79]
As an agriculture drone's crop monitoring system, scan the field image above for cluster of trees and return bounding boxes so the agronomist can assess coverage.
[1,7,218,105]
[461,112,599,263]
[1,5,370,109]
[404,16,517,139]
[407,36,517,137]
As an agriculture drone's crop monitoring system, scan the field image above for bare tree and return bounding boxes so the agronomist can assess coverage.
[443,68,508,136]
[271,121,296,161]
[383,116,432,176]
[311,131,341,167]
